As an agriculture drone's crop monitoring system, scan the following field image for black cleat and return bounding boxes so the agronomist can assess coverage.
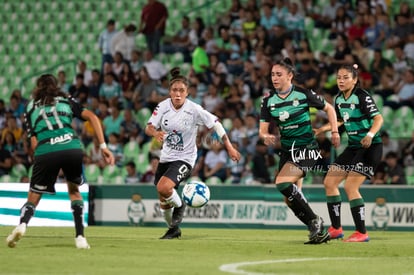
[160,226,182,239]
[172,200,186,227]
[304,229,330,244]
[307,215,324,241]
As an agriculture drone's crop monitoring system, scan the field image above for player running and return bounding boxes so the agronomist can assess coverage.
[260,58,340,244]
[145,67,241,239]
[6,74,115,249]
[315,64,383,242]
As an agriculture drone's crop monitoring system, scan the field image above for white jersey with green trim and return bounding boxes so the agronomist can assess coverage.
[147,98,217,167]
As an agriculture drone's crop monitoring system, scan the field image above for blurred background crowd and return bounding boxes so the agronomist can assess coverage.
[0,0,413,185]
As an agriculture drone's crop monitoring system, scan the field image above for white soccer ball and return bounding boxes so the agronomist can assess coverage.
[181,181,210,208]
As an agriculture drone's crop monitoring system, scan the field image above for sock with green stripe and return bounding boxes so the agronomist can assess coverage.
[20,202,36,224]
[327,195,342,229]
[350,198,366,233]
[71,200,85,237]
[277,182,316,225]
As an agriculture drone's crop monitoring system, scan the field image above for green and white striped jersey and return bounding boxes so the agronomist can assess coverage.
[260,86,326,148]
[24,96,85,156]
[334,88,381,148]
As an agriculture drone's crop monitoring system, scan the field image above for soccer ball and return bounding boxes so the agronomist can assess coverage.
[181,181,210,208]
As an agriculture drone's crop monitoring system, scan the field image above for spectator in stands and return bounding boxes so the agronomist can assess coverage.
[111,24,137,63]
[203,141,228,183]
[120,108,143,145]
[268,24,289,56]
[139,0,168,55]
[119,63,136,100]
[103,103,123,138]
[215,26,232,63]
[229,116,247,153]
[99,72,121,101]
[130,49,143,76]
[380,131,399,160]
[99,19,117,68]
[110,52,125,81]
[362,14,386,50]
[403,33,414,61]
[315,0,343,29]
[228,0,243,23]
[331,33,352,67]
[69,74,89,106]
[295,59,319,91]
[133,66,157,108]
[244,113,259,157]
[242,9,257,40]
[124,161,141,184]
[329,5,352,40]
[369,49,392,88]
[162,16,191,61]
[107,132,124,167]
[272,0,289,24]
[8,95,25,120]
[284,1,305,42]
[1,116,23,145]
[0,143,13,176]
[351,38,371,71]
[393,44,413,76]
[191,39,210,80]
[75,60,92,86]
[386,13,414,49]
[229,8,246,38]
[347,14,367,43]
[88,69,101,99]
[140,155,159,183]
[260,3,279,32]
[96,99,110,121]
[57,70,70,93]
[372,152,407,185]
[188,17,205,52]
[202,27,217,55]
[202,84,224,113]
[384,68,414,109]
[251,139,274,184]
[85,136,106,169]
[0,99,6,129]
[142,50,167,81]
[402,131,414,167]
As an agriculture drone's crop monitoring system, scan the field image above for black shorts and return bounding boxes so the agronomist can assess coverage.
[331,143,383,178]
[278,141,321,175]
[31,149,84,194]
[154,160,192,189]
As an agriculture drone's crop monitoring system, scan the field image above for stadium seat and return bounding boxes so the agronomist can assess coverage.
[123,140,141,165]
[135,153,150,175]
[205,176,223,185]
[101,165,122,184]
[83,164,101,184]
[135,107,152,129]
[406,166,414,185]
[10,164,28,182]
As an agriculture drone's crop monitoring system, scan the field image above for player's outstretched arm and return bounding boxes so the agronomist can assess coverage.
[213,121,241,162]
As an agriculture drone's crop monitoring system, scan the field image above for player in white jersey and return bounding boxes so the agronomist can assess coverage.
[145,68,241,239]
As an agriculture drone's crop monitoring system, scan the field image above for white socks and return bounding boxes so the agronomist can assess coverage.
[165,189,182,208]
[160,208,173,228]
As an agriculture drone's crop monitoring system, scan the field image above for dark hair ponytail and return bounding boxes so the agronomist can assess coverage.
[274,57,296,75]
[169,67,189,88]
[33,74,67,104]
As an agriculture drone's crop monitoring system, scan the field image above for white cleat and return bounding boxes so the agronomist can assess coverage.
[75,235,91,249]
[6,223,27,248]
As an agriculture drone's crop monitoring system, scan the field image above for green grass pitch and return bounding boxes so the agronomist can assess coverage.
[1,226,414,275]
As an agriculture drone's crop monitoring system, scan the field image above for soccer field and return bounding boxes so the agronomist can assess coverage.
[1,226,414,275]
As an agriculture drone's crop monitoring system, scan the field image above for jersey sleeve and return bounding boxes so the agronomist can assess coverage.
[358,90,380,118]
[304,89,326,110]
[334,95,341,120]
[68,97,86,120]
[260,96,272,122]
[147,102,165,129]
[195,104,217,129]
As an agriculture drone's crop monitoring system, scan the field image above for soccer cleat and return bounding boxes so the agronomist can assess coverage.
[304,229,330,245]
[171,200,186,227]
[6,223,27,248]
[328,226,344,240]
[307,216,324,241]
[159,226,182,239]
[75,235,91,249]
[343,231,369,242]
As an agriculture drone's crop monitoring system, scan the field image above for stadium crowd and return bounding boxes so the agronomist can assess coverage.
[0,0,413,185]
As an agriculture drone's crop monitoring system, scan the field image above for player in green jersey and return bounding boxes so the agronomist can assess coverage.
[6,74,115,249]
[315,64,384,242]
[260,58,340,244]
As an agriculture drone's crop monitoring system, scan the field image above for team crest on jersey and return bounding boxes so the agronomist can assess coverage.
[292,98,299,107]
[342,111,350,122]
[279,111,290,122]
[165,131,184,151]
